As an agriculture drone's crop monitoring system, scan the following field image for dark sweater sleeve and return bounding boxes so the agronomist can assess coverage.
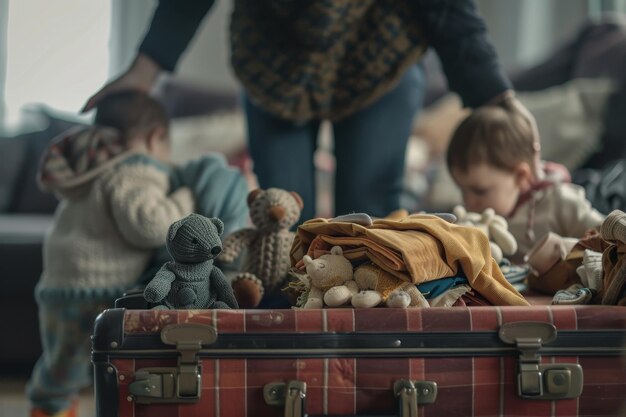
[139,0,215,72]
[419,0,512,108]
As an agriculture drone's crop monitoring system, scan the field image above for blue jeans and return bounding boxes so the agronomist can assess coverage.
[245,64,425,222]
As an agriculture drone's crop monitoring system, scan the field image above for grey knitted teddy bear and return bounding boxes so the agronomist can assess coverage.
[218,188,303,308]
[144,213,239,309]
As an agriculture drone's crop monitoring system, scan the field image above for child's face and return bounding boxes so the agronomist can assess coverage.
[451,163,524,217]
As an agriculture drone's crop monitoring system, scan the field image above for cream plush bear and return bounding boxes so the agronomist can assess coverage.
[301,246,359,308]
[453,205,517,263]
[352,263,429,308]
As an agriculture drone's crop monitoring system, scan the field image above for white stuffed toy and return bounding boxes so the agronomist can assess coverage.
[453,205,517,263]
[301,246,359,308]
[352,263,429,308]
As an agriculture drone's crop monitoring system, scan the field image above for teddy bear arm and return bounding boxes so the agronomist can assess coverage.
[219,229,256,263]
[324,285,355,307]
[144,267,176,303]
[211,267,239,308]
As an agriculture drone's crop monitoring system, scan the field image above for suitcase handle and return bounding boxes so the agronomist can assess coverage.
[265,379,437,417]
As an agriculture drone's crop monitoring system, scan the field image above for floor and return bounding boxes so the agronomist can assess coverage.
[0,378,95,417]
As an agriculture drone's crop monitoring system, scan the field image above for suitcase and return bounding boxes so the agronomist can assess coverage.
[92,306,626,417]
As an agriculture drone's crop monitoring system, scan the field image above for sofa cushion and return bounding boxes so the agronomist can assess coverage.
[0,137,27,212]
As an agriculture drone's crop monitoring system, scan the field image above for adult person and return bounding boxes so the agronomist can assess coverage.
[83,0,538,223]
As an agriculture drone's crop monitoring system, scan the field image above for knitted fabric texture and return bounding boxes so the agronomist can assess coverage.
[144,214,238,309]
[36,127,195,297]
[38,126,125,190]
[220,188,302,292]
[230,0,426,122]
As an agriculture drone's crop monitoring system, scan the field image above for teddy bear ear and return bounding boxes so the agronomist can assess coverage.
[247,189,262,206]
[303,255,313,265]
[167,217,185,242]
[290,191,304,209]
[330,246,343,256]
[210,218,225,236]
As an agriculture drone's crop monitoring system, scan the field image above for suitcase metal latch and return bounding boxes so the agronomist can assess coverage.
[264,379,437,417]
[499,322,583,400]
[128,323,216,404]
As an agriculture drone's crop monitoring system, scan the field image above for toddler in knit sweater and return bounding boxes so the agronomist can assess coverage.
[446,96,605,264]
[26,91,196,417]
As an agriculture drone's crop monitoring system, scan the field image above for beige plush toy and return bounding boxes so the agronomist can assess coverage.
[301,246,359,308]
[352,263,429,308]
[453,205,517,263]
[218,188,303,308]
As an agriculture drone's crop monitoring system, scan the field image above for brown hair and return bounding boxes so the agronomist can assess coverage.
[446,105,536,174]
[94,90,169,144]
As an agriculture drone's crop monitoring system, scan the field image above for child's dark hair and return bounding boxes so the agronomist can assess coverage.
[446,105,536,174]
[94,90,168,143]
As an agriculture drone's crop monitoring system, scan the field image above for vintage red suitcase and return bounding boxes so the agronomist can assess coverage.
[93,306,626,417]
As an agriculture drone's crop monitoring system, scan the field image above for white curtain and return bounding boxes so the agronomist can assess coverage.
[0,0,9,130]
[0,0,111,132]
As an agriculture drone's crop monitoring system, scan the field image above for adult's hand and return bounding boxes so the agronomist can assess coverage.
[80,54,161,113]
[490,90,542,177]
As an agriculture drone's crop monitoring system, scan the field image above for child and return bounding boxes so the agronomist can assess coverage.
[446,100,605,263]
[26,91,196,417]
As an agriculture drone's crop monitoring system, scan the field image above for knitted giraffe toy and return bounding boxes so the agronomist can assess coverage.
[218,188,303,308]
[144,214,239,309]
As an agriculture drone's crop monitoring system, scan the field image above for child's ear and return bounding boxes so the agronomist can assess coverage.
[514,161,533,190]
[147,126,167,151]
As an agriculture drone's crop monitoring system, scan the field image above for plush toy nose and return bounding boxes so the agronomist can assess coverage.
[268,205,285,221]
[211,246,222,256]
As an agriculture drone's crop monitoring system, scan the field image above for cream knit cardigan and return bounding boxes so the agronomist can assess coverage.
[38,156,194,300]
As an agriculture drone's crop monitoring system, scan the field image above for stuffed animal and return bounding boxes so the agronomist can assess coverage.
[300,246,359,308]
[453,205,517,263]
[144,214,239,309]
[218,188,303,308]
[352,263,429,308]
